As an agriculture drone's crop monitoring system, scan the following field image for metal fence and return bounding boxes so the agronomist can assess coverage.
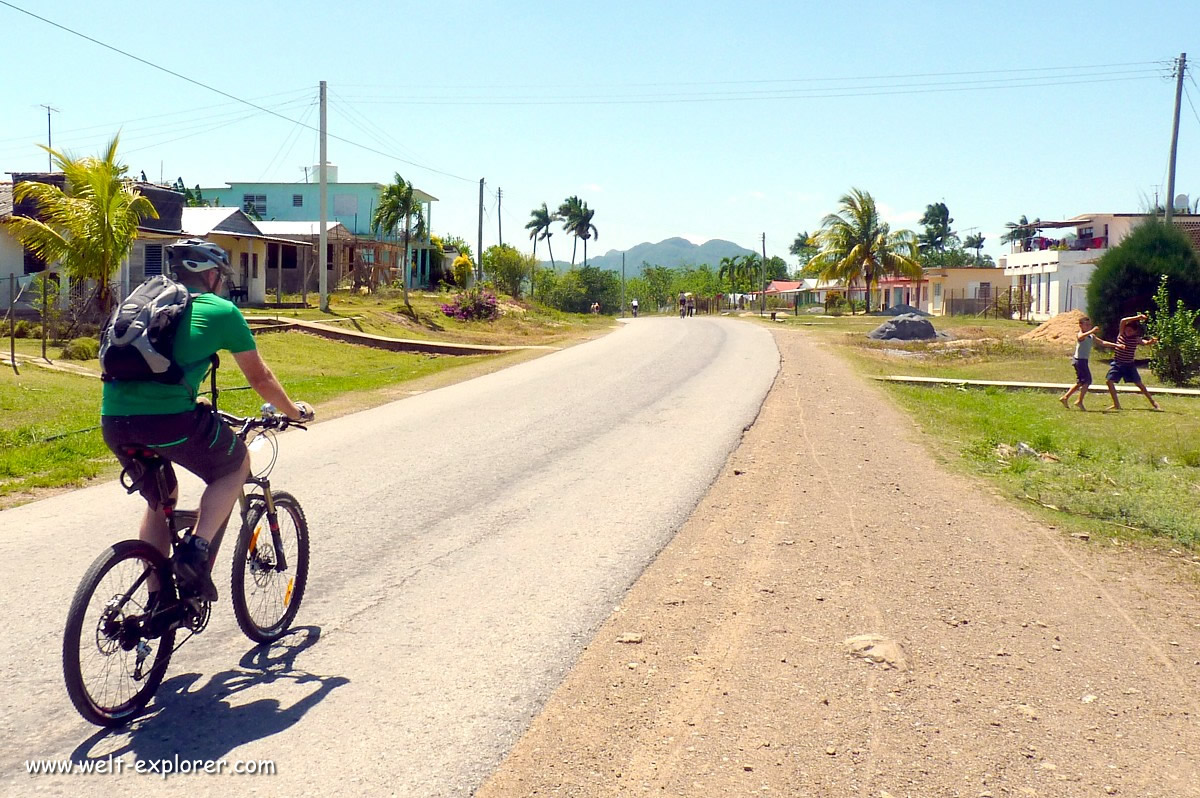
[939,287,1034,320]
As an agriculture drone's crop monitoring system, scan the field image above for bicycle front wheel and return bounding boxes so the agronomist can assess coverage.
[231,491,309,643]
[63,540,177,727]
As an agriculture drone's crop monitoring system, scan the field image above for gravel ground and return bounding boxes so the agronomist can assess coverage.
[477,325,1200,798]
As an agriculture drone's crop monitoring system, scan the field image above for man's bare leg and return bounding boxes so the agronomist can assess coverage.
[1106,381,1121,411]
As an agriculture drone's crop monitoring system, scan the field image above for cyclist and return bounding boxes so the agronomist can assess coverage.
[100,239,313,603]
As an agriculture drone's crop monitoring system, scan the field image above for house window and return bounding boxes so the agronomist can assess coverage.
[144,244,164,276]
[22,247,46,275]
[292,194,303,207]
[1079,226,1094,239]
[240,252,249,282]
[251,253,259,279]
[978,282,991,300]
[242,194,267,216]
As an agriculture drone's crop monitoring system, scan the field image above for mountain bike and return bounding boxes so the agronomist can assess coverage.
[62,404,310,727]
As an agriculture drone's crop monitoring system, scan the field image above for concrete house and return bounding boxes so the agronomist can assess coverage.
[201,166,441,288]
[999,213,1149,321]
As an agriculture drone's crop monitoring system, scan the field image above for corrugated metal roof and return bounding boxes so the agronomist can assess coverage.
[180,206,244,236]
[0,183,12,219]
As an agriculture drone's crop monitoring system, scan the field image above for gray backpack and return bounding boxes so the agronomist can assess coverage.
[99,276,192,384]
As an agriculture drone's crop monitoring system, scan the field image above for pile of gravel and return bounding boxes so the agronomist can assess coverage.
[875,303,931,317]
[867,313,940,341]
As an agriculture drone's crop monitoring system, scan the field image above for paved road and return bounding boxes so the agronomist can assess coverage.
[0,317,778,797]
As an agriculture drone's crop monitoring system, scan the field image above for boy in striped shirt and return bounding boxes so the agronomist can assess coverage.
[1105,313,1161,411]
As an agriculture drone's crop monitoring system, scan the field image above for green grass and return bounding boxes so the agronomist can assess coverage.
[798,314,1200,547]
[0,332,490,504]
[886,383,1200,546]
[243,289,613,346]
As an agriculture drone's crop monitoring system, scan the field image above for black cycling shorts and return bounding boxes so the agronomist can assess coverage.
[102,406,248,490]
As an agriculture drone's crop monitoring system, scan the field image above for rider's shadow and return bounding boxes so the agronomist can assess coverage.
[70,626,349,765]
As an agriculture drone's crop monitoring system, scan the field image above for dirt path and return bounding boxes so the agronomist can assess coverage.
[477,326,1200,797]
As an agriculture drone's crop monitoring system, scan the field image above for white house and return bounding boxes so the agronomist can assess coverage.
[1000,213,1148,321]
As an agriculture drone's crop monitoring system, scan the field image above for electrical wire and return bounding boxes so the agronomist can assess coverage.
[0,0,475,182]
[338,73,1166,107]
[259,98,319,181]
[0,87,313,146]
[337,59,1170,91]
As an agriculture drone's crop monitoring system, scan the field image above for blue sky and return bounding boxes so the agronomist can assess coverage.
[1,0,1197,265]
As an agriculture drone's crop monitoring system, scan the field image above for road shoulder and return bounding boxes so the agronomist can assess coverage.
[477,325,1200,797]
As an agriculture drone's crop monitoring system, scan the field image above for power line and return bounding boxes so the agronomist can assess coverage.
[337,59,1170,91]
[337,73,1165,107]
[0,87,313,146]
[0,0,474,182]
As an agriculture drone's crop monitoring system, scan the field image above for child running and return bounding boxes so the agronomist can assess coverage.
[1105,313,1161,411]
[1059,315,1113,411]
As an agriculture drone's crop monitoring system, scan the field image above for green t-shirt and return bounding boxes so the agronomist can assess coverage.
[101,293,257,416]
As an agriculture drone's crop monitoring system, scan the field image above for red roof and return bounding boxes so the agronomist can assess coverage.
[764,280,803,294]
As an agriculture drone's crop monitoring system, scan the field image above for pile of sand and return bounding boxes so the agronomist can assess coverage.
[1020,309,1086,344]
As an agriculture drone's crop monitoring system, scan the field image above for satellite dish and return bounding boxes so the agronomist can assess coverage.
[1175,193,1189,211]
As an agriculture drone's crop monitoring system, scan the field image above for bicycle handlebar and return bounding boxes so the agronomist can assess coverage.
[216,409,308,439]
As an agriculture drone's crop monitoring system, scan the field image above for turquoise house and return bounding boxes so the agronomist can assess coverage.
[201,165,439,286]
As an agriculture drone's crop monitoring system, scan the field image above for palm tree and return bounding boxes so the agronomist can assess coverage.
[809,188,921,314]
[962,232,986,265]
[9,134,158,313]
[1001,215,1041,252]
[918,202,955,254]
[373,173,425,308]
[574,203,598,266]
[558,196,585,266]
[526,203,556,298]
[718,255,742,292]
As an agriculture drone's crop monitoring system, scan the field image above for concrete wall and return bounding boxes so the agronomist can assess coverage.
[0,226,23,304]
[201,182,385,236]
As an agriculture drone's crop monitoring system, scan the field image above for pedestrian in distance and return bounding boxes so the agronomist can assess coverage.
[1059,315,1114,411]
[678,292,686,319]
[686,294,696,317]
[1104,313,1161,411]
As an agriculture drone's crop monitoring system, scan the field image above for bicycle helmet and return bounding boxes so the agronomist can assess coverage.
[166,238,233,282]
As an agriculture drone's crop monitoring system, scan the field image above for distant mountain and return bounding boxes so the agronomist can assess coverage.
[540,237,756,272]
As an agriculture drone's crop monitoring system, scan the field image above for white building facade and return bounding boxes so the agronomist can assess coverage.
[1000,213,1148,321]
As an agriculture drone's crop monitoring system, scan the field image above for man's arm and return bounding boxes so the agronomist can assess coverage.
[232,349,304,420]
[1077,326,1099,342]
[1119,312,1148,325]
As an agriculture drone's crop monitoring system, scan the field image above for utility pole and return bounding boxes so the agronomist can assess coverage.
[477,178,485,282]
[497,187,503,247]
[760,233,767,315]
[318,80,329,312]
[1166,52,1187,223]
[621,252,626,318]
[39,105,58,170]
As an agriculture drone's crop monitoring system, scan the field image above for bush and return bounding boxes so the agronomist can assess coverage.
[1148,275,1200,385]
[60,337,99,361]
[440,287,499,321]
[9,320,34,338]
[1087,220,1200,336]
[451,255,473,288]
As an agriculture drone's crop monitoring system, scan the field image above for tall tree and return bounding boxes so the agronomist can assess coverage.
[373,174,425,309]
[526,202,556,297]
[918,202,955,254]
[962,232,986,265]
[557,196,585,266]
[809,188,921,314]
[9,134,158,312]
[790,231,819,276]
[1001,214,1041,252]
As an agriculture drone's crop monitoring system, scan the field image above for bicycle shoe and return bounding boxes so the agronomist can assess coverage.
[173,534,219,602]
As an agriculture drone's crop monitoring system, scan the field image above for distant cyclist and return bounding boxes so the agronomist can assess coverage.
[100,239,312,603]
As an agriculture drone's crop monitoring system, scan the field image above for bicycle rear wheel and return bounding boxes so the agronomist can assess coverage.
[63,540,177,726]
[231,491,309,643]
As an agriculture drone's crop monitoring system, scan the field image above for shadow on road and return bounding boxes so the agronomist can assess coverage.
[69,626,348,766]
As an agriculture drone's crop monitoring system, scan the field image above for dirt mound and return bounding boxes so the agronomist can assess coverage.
[875,303,931,317]
[868,314,939,341]
[1021,309,1087,344]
